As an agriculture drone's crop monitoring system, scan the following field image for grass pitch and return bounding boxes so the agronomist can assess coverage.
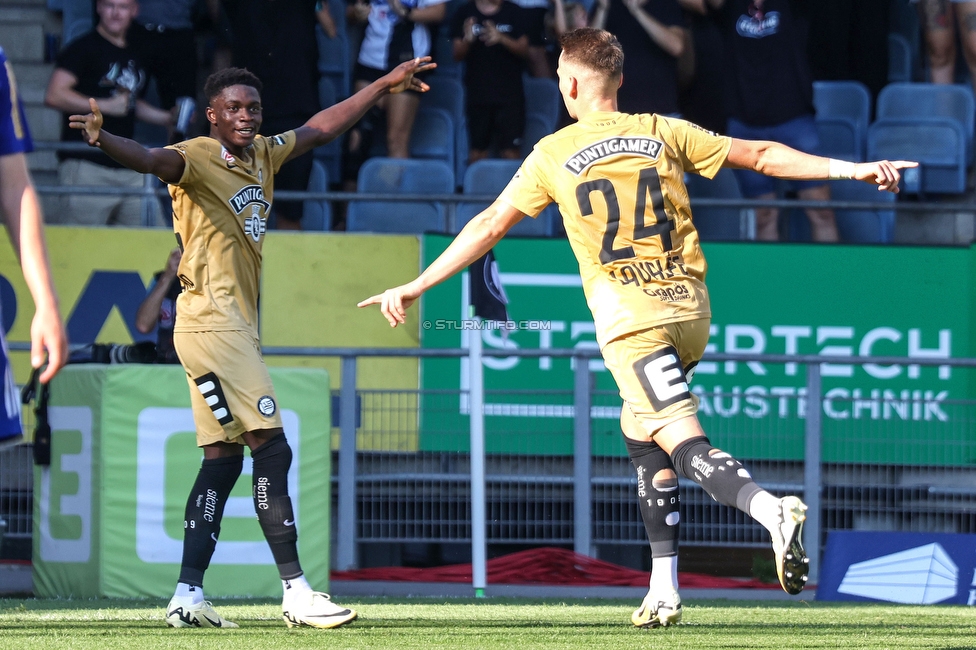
[1,596,974,649]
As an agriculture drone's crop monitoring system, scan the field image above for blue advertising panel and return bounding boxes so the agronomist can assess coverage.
[818,531,976,605]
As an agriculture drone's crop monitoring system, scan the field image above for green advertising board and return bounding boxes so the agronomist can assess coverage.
[420,235,976,466]
[33,365,331,598]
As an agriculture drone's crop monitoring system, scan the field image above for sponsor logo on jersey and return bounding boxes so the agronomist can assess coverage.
[257,395,276,416]
[736,11,780,38]
[563,137,663,175]
[229,184,271,214]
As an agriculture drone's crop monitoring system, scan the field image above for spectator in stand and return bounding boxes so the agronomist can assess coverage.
[452,0,530,163]
[344,0,448,187]
[914,0,976,92]
[805,0,889,106]
[510,0,552,77]
[712,0,838,242]
[552,0,608,35]
[676,0,727,134]
[592,0,687,116]
[45,0,173,226]
[135,247,182,364]
[127,0,199,139]
[222,0,336,230]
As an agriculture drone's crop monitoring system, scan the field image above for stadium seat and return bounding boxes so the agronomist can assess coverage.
[813,80,871,159]
[456,159,552,236]
[876,82,975,163]
[419,77,468,181]
[867,117,967,194]
[346,157,454,233]
[313,77,343,182]
[523,75,560,133]
[685,168,750,241]
[829,179,896,244]
[816,117,862,162]
[521,112,553,158]
[317,25,350,98]
[888,33,912,83]
[301,159,332,231]
[408,107,456,173]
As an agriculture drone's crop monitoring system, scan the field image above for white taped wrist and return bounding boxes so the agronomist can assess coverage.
[828,159,856,180]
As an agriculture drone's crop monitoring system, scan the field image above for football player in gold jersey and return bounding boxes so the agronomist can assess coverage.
[360,29,915,627]
[70,57,435,630]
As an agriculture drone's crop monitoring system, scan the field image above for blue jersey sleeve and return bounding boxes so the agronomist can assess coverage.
[0,47,33,157]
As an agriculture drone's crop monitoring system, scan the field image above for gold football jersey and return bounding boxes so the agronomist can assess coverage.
[164,132,296,334]
[499,112,732,348]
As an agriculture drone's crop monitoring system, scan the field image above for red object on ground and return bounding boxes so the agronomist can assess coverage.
[332,546,779,589]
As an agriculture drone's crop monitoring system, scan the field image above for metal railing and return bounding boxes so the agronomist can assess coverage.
[257,344,976,590]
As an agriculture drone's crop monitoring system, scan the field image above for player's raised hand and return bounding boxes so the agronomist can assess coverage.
[855,160,918,193]
[385,56,437,95]
[358,282,424,328]
[67,97,104,147]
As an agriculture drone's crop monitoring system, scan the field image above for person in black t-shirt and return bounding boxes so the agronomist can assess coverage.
[135,248,183,364]
[44,0,173,226]
[592,0,687,116]
[713,0,839,242]
[451,0,529,162]
[222,0,327,230]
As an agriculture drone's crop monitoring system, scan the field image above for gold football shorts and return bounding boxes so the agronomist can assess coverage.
[602,318,710,439]
[174,329,283,446]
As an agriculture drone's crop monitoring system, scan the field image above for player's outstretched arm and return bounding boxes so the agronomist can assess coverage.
[290,57,437,159]
[725,138,917,193]
[69,98,185,184]
[358,201,525,327]
[0,153,67,383]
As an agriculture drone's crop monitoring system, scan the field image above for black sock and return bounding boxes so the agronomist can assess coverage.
[670,437,763,512]
[251,433,302,580]
[178,455,243,587]
[624,436,680,558]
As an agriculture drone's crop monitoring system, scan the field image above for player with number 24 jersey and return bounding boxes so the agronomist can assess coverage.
[500,113,730,348]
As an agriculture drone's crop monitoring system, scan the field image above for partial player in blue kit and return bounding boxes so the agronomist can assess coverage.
[0,46,67,448]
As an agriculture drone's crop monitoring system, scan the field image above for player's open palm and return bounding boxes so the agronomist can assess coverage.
[67,98,104,147]
[358,282,423,328]
[855,160,918,193]
[385,57,437,95]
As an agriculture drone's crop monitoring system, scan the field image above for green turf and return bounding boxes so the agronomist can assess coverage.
[1,596,974,649]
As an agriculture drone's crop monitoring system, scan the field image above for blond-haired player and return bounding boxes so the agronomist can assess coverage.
[360,28,915,627]
[70,57,435,629]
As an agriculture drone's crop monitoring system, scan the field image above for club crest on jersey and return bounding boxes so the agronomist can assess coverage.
[563,137,664,176]
[244,205,266,242]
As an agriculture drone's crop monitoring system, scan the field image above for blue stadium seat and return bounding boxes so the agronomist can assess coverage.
[876,82,975,163]
[816,117,861,162]
[867,117,967,194]
[313,77,343,182]
[521,112,553,158]
[456,159,551,236]
[888,33,912,83]
[409,107,455,173]
[346,157,454,233]
[317,25,350,98]
[829,179,896,244]
[301,159,333,231]
[685,168,749,241]
[419,77,468,180]
[523,75,560,133]
[813,80,870,159]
